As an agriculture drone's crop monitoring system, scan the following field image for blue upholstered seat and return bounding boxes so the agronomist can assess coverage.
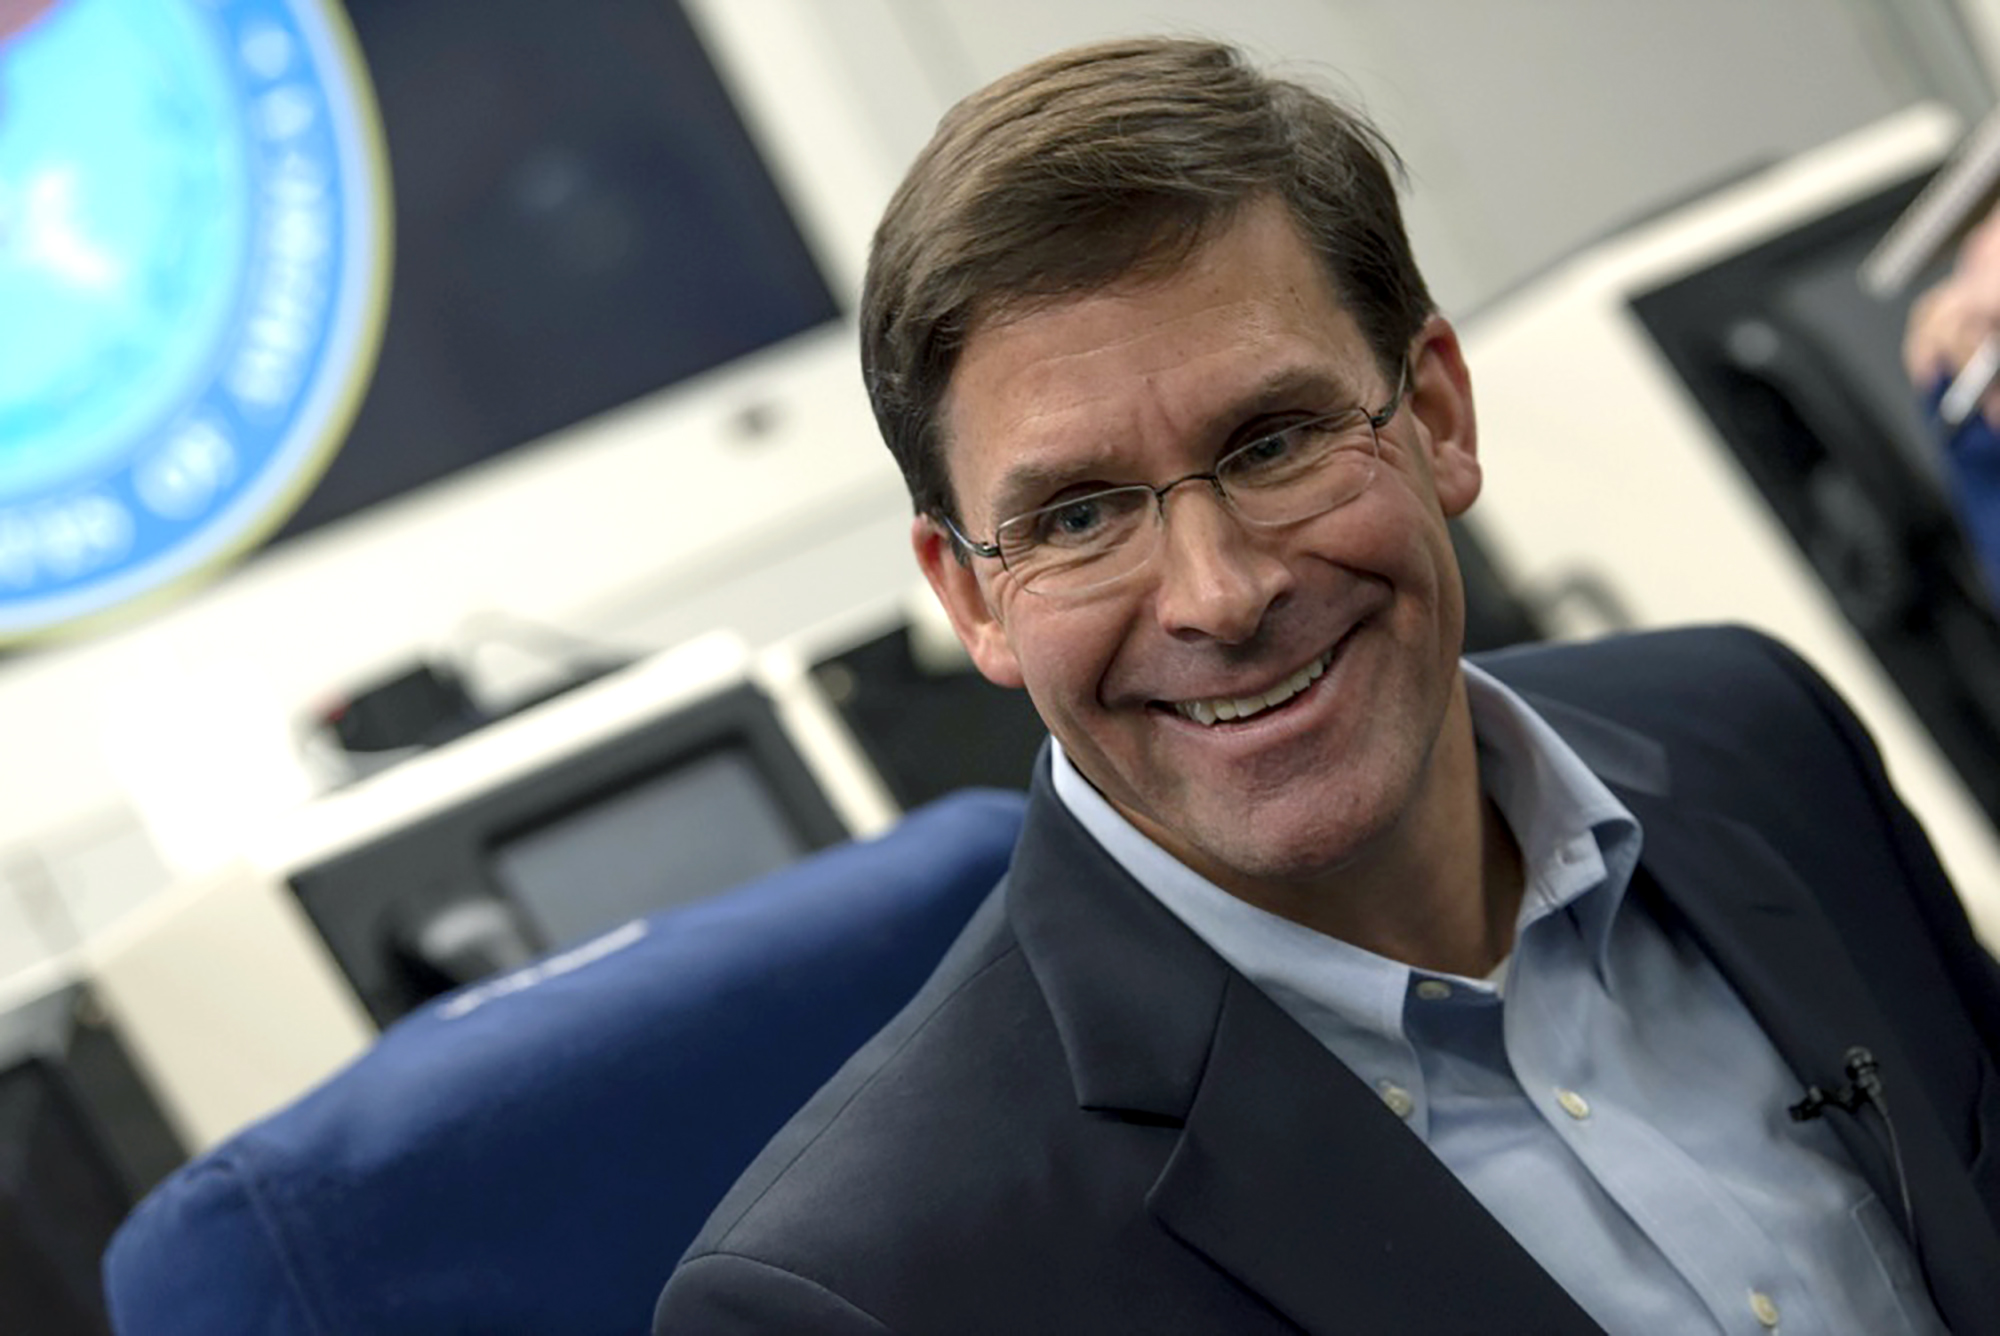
[102,789,1026,1336]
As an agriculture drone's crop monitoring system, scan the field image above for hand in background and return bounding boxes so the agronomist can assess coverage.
[1903,200,2000,601]
[1904,206,2000,430]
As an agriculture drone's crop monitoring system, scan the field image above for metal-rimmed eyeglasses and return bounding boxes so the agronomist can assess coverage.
[942,365,1407,598]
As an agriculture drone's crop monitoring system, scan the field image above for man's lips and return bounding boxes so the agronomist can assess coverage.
[1166,644,1337,726]
[1143,620,1366,728]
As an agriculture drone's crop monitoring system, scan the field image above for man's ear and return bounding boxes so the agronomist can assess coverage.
[1405,315,1481,518]
[912,516,1026,689]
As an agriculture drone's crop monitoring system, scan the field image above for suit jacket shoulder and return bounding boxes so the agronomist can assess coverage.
[659,625,2000,1335]
[656,852,1323,1333]
[659,769,1597,1333]
[1478,623,2000,1062]
[1480,626,2000,1328]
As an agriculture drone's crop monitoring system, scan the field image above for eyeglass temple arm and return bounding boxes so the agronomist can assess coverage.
[937,511,1003,560]
[1369,361,1410,429]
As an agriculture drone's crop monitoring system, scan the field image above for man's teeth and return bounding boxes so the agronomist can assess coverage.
[1174,648,1334,727]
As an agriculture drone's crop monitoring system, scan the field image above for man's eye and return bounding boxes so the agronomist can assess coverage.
[1233,419,1329,473]
[1006,489,1147,557]
[1227,413,1355,483]
[1239,428,1301,467]
[1034,496,1110,546]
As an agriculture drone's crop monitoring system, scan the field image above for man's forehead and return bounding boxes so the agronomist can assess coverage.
[949,199,1365,391]
[939,295,1378,519]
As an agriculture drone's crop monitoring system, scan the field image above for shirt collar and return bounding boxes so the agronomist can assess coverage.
[1049,660,1644,1029]
[1461,660,1643,958]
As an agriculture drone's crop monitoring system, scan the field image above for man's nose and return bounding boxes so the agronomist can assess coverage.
[1150,488,1291,644]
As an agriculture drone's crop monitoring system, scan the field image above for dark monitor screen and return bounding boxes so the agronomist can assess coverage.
[0,1059,125,1336]
[491,744,807,948]
[269,0,840,544]
[1630,171,2000,828]
[290,681,852,1026]
[0,984,184,1336]
[1764,231,1951,492]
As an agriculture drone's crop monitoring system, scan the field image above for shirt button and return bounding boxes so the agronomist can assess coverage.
[1415,979,1452,1001]
[1377,1082,1416,1119]
[1555,1088,1591,1120]
[1748,1290,1780,1328]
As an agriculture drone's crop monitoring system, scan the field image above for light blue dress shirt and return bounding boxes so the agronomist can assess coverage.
[1049,662,1945,1335]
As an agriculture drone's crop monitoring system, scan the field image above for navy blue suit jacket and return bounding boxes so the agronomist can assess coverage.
[657,627,2000,1334]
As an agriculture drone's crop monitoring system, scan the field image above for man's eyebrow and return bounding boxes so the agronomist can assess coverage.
[986,455,1117,526]
[1212,366,1370,435]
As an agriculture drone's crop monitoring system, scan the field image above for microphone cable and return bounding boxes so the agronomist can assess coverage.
[1789,1046,1920,1275]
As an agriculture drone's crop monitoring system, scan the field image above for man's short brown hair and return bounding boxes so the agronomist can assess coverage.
[860,36,1434,528]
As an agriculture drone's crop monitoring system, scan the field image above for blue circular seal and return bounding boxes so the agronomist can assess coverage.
[0,0,390,641]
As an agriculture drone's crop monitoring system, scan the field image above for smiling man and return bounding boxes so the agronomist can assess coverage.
[657,39,2000,1335]
[926,194,1499,973]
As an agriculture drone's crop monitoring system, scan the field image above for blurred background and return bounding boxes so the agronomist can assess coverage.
[8,1,2000,1328]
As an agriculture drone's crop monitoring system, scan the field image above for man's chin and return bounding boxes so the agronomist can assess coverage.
[1154,801,1398,904]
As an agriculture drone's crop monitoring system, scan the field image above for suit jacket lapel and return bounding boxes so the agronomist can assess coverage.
[1616,786,2000,1332]
[1007,769,1600,1334]
[1516,688,1908,1145]
[1146,969,1600,1333]
[1009,669,2000,1332]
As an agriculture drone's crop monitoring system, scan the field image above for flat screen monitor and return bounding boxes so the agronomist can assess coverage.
[490,746,807,949]
[271,0,841,544]
[288,681,851,1026]
[0,1059,125,1336]
[1630,171,2000,827]
[0,984,183,1336]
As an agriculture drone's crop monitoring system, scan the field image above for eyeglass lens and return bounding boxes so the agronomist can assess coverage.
[995,407,1382,595]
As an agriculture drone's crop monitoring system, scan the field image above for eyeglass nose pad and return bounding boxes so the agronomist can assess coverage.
[1151,470,1230,520]
[1154,476,1267,566]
